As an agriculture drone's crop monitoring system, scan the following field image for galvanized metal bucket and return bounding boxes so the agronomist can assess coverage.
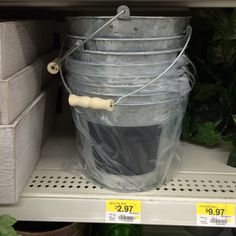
[66,16,190,38]
[65,55,187,78]
[72,48,182,64]
[67,34,186,52]
[73,108,186,191]
[68,73,191,106]
[63,7,193,192]
[67,71,188,85]
[67,75,191,96]
[72,92,189,126]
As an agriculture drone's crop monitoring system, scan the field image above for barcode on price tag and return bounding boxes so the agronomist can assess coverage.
[105,199,141,223]
[118,215,136,222]
[196,203,235,227]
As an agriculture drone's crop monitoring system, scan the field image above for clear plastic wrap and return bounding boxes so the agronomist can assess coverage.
[70,98,187,192]
[64,15,192,192]
[65,55,191,86]
[68,75,191,97]
[68,74,190,191]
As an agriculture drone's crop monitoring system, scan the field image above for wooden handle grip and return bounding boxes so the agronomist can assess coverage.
[47,57,60,74]
[68,94,114,112]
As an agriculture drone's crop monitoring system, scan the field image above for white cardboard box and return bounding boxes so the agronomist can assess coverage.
[0,51,57,125]
[0,93,46,204]
[0,59,42,125]
[0,20,55,80]
[0,21,38,80]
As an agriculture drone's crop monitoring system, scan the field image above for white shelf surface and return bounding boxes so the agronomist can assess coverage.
[1,133,236,225]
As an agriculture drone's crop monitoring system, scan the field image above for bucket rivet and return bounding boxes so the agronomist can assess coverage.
[117,5,130,20]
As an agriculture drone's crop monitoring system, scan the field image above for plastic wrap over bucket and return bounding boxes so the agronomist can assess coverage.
[71,94,189,191]
[67,74,191,98]
[65,55,188,78]
[68,75,191,191]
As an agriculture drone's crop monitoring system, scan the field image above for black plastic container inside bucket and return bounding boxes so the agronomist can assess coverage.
[88,122,162,176]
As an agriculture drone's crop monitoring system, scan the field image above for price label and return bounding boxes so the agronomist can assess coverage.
[196,203,235,226]
[105,199,141,223]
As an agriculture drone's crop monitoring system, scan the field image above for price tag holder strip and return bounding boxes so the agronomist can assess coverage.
[196,203,235,227]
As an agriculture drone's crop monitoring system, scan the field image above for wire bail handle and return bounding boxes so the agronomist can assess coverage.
[114,25,192,105]
[47,6,192,112]
[47,5,130,74]
[47,6,130,112]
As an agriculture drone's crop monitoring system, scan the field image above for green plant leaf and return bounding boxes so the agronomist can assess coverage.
[191,122,222,147]
[181,113,192,140]
[184,9,236,154]
[214,118,223,127]
[227,148,236,168]
[191,57,215,81]
[232,114,236,125]
[206,44,224,65]
[223,134,236,149]
[219,40,236,66]
[223,140,234,149]
[193,83,221,102]
[0,227,19,236]
[213,9,236,40]
[219,88,232,128]
[233,138,236,147]
[0,215,16,227]
[0,215,19,236]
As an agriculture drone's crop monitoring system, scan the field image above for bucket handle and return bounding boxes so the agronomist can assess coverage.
[113,26,192,105]
[48,6,130,111]
[48,5,130,72]
[48,6,193,111]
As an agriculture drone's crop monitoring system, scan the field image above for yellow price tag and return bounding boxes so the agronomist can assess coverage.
[105,199,141,223]
[197,203,234,216]
[196,203,235,226]
[106,199,141,213]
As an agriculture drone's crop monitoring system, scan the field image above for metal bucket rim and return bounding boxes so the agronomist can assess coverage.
[68,76,188,88]
[74,84,184,89]
[66,56,184,67]
[75,89,190,98]
[68,71,184,79]
[67,34,186,41]
[81,48,182,56]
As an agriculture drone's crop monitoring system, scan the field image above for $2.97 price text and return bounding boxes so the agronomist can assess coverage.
[115,205,133,213]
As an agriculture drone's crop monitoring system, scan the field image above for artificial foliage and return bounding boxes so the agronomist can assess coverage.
[182,9,236,166]
[0,215,19,236]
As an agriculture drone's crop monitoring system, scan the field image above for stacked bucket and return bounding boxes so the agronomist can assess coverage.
[64,9,194,192]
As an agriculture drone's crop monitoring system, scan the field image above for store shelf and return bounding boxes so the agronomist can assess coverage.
[0,0,236,7]
[0,132,236,226]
